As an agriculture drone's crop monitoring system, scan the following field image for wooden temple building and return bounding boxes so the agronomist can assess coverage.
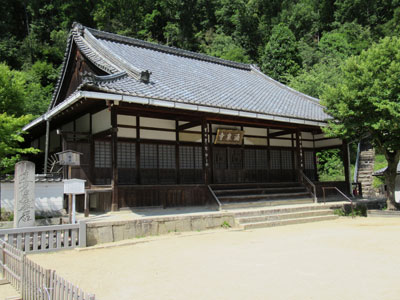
[23,23,351,212]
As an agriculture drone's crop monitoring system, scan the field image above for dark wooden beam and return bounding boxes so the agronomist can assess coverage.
[268,129,295,139]
[178,121,201,131]
[111,106,119,211]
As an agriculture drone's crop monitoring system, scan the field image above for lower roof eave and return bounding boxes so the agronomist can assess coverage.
[23,91,328,132]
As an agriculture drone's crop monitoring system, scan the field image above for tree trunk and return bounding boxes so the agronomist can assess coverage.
[384,150,400,210]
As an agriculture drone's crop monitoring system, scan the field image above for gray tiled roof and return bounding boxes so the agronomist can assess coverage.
[54,23,331,123]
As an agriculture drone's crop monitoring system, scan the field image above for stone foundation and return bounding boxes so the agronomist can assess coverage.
[86,212,236,246]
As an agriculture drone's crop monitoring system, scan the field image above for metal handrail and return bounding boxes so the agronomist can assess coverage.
[299,170,317,203]
[207,185,222,211]
[322,186,354,216]
[322,186,353,204]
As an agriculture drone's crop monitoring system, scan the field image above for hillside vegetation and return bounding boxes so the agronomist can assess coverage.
[0,0,399,117]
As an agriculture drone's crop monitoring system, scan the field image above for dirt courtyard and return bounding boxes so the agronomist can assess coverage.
[29,217,400,300]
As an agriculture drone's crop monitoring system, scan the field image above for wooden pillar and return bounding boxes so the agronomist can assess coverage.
[136,115,141,184]
[295,129,302,180]
[202,118,209,184]
[342,140,351,195]
[111,106,119,211]
[43,119,50,174]
[208,122,213,184]
[176,120,180,184]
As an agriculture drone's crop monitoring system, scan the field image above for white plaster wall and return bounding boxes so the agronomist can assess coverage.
[301,132,313,139]
[76,114,90,132]
[179,132,201,143]
[269,139,292,147]
[118,127,137,138]
[244,127,267,137]
[244,137,267,146]
[118,115,136,126]
[315,138,342,148]
[92,109,111,134]
[302,141,314,148]
[1,182,64,213]
[49,130,60,152]
[141,117,175,129]
[140,129,175,141]
[62,121,73,132]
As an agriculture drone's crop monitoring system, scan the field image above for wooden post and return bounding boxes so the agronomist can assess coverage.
[44,119,50,174]
[175,120,180,184]
[295,129,302,181]
[84,191,89,217]
[68,166,72,224]
[111,106,119,211]
[342,141,351,195]
[208,122,213,184]
[1,242,5,279]
[202,119,208,184]
[136,115,141,185]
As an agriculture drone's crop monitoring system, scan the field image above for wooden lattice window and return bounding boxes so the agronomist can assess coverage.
[304,151,315,170]
[229,148,242,169]
[281,150,293,170]
[180,146,203,169]
[140,144,157,168]
[94,141,111,168]
[158,144,175,169]
[256,149,268,169]
[213,147,227,169]
[244,149,256,169]
[270,149,281,170]
[117,142,136,168]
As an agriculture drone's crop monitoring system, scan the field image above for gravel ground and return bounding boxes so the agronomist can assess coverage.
[28,217,400,300]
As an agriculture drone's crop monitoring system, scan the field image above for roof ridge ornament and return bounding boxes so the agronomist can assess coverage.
[79,26,151,83]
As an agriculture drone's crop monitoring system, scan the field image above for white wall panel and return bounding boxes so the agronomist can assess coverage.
[270,139,292,147]
[75,114,90,132]
[141,117,175,129]
[244,137,267,146]
[179,132,201,143]
[92,109,111,134]
[140,129,175,141]
[118,115,136,126]
[1,181,64,213]
[118,127,137,138]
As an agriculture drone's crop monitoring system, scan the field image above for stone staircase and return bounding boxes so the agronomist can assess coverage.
[210,182,314,210]
[232,203,340,230]
[357,140,375,197]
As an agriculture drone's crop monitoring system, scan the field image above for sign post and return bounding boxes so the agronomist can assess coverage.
[63,179,86,224]
[57,150,83,223]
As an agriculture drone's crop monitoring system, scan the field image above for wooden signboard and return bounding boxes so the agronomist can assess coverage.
[214,129,244,145]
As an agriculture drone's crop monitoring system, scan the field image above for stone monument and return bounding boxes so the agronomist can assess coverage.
[13,161,35,228]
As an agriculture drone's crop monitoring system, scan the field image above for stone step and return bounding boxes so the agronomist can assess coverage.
[231,203,343,217]
[237,209,334,224]
[221,198,314,209]
[210,182,302,190]
[219,192,311,203]
[241,215,338,230]
[214,186,306,197]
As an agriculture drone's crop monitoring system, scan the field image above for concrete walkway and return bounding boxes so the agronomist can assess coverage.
[28,217,400,300]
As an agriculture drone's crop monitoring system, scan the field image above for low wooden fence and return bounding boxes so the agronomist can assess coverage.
[0,239,96,299]
[0,222,86,253]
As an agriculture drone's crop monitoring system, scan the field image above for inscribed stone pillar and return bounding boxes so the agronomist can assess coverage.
[13,161,35,228]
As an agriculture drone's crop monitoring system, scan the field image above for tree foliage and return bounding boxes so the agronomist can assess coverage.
[0,113,40,174]
[321,36,400,209]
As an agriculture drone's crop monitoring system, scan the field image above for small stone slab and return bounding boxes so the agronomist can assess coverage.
[13,161,35,228]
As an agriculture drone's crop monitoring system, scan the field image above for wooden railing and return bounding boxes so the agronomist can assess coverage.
[299,170,317,203]
[0,222,86,253]
[321,186,353,205]
[208,185,222,210]
[0,238,96,299]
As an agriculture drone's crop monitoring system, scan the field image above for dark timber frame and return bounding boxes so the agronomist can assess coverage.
[25,98,350,212]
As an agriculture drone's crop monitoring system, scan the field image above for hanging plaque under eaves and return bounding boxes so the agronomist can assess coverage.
[215,129,244,145]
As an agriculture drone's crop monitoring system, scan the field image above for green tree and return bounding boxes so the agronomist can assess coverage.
[0,63,26,115]
[260,23,301,83]
[0,113,40,174]
[321,36,400,210]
